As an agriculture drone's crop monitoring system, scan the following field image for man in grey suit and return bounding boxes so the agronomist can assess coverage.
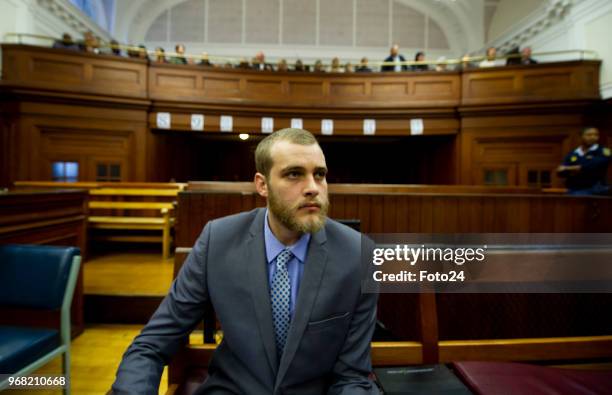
[112,128,379,394]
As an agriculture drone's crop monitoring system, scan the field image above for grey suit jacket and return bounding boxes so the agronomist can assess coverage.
[112,208,379,394]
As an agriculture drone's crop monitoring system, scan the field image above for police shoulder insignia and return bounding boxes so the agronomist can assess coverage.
[604,148,611,157]
[570,155,578,162]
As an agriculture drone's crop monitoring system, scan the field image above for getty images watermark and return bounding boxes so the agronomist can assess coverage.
[360,233,612,293]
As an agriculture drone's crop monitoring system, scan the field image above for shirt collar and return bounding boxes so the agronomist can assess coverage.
[264,209,310,264]
[574,144,599,156]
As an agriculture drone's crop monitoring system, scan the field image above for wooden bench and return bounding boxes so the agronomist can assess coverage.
[88,188,179,259]
[13,182,186,259]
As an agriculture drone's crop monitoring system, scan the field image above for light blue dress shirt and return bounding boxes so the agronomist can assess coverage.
[264,210,310,318]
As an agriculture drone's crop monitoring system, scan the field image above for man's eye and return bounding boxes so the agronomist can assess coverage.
[315,171,327,179]
[287,171,301,178]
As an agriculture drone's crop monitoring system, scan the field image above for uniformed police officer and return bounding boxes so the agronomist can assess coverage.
[557,127,611,195]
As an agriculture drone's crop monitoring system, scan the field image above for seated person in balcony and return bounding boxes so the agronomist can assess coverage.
[252,51,274,71]
[461,53,474,70]
[108,39,122,56]
[381,43,408,72]
[435,56,448,71]
[111,128,379,394]
[137,45,148,60]
[170,44,188,65]
[154,47,167,63]
[293,59,305,72]
[345,62,354,73]
[313,59,325,72]
[479,47,503,68]
[79,31,99,54]
[53,33,79,51]
[330,57,342,72]
[506,46,537,66]
[237,58,251,69]
[356,57,372,72]
[411,51,429,71]
[557,127,611,195]
[277,58,289,72]
[199,51,212,67]
[519,47,537,65]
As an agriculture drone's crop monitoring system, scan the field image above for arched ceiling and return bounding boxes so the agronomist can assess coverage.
[113,0,486,57]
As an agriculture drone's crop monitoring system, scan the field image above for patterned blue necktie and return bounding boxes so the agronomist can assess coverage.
[270,248,293,358]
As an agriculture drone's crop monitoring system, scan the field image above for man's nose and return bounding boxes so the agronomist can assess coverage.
[303,175,320,197]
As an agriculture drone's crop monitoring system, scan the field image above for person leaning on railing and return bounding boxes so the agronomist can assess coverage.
[355,57,372,72]
[412,51,429,71]
[52,33,79,51]
[381,43,408,72]
[170,44,188,65]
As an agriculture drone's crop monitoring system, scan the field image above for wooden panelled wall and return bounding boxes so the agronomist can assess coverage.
[0,44,609,187]
[173,184,612,359]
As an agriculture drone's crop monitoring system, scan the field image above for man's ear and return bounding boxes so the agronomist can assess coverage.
[254,173,268,198]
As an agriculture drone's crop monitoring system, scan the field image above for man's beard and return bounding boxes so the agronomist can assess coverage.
[268,186,329,234]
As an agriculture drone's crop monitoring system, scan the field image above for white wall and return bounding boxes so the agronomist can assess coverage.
[522,0,612,98]
[488,0,544,42]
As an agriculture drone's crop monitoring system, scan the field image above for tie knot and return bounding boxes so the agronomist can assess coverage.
[276,248,293,269]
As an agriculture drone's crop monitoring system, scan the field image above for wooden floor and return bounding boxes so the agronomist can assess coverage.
[5,325,168,395]
[84,247,174,296]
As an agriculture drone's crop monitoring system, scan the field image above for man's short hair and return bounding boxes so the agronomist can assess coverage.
[580,126,599,135]
[255,128,318,177]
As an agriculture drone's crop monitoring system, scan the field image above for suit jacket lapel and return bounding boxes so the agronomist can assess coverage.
[246,209,279,376]
[275,225,328,389]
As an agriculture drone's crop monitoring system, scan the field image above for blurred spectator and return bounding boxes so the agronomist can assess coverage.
[126,45,139,58]
[519,47,537,65]
[252,51,274,71]
[238,58,250,69]
[330,57,342,72]
[313,60,325,73]
[81,31,99,53]
[356,57,372,72]
[461,54,474,70]
[109,39,122,56]
[479,47,503,68]
[199,52,212,67]
[293,59,305,72]
[382,43,407,72]
[154,47,167,63]
[435,56,448,72]
[170,44,188,65]
[277,58,289,72]
[53,33,79,51]
[505,46,521,65]
[506,46,537,66]
[137,45,148,60]
[345,62,354,73]
[412,51,429,71]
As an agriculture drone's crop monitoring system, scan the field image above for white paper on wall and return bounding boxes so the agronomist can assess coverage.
[410,118,424,135]
[321,119,334,135]
[363,119,376,135]
[291,118,303,129]
[156,112,171,129]
[261,117,274,134]
[220,115,233,132]
[191,114,204,131]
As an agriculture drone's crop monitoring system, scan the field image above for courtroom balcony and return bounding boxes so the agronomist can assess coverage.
[0,44,601,119]
[1,43,607,187]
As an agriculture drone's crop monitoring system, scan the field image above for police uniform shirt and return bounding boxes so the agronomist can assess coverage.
[560,144,611,190]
